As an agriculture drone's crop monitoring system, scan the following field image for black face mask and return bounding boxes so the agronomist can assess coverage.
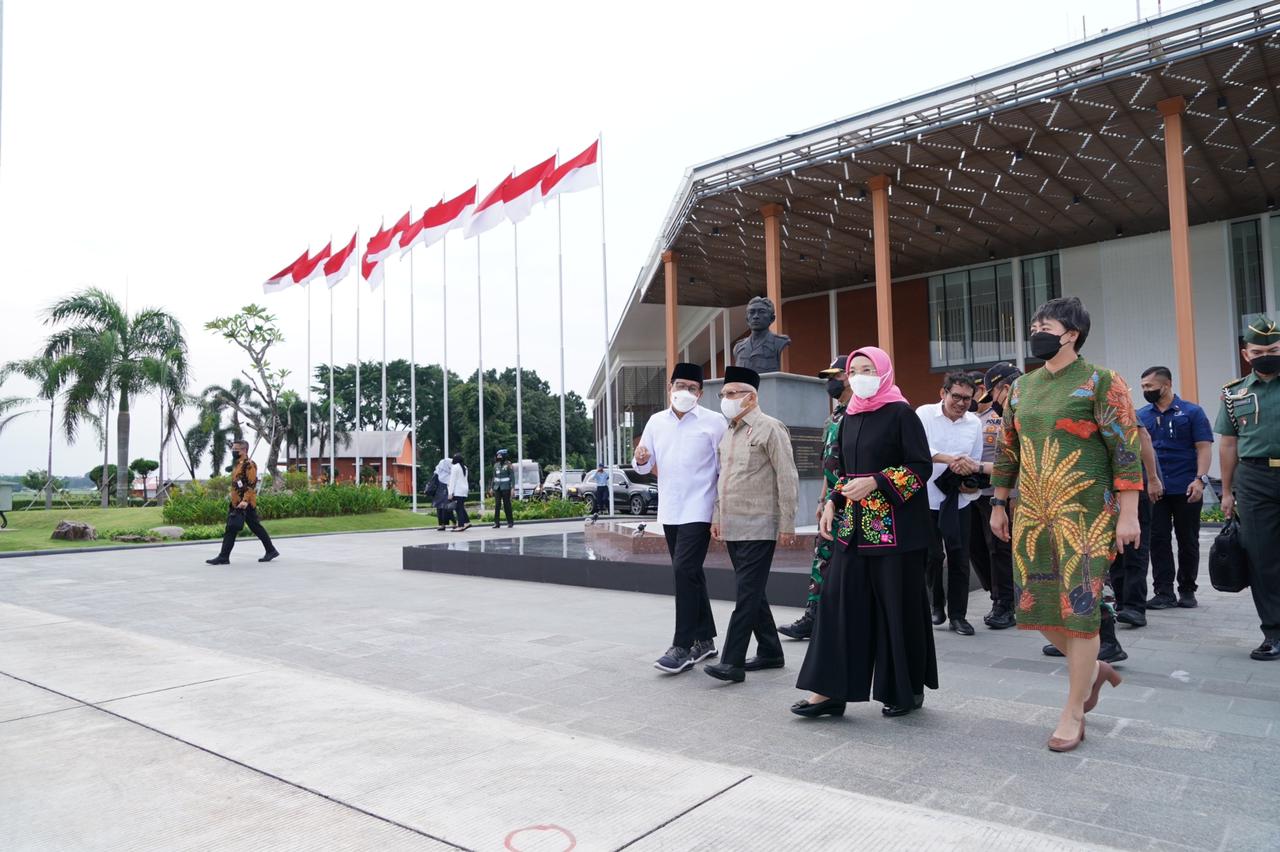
[1142,389,1164,405]
[825,378,846,400]
[1029,331,1068,360]
[1252,355,1280,375]
[992,399,1004,417]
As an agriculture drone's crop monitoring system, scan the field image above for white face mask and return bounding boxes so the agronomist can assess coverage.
[850,373,881,399]
[720,397,745,420]
[671,388,699,413]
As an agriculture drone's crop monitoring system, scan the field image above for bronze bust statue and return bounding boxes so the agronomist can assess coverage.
[731,296,791,373]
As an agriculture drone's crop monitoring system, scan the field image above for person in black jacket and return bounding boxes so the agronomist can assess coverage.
[793,346,938,718]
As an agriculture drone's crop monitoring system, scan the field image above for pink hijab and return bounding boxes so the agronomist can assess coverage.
[844,346,909,414]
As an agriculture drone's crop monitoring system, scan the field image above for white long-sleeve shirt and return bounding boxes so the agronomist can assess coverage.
[448,463,469,499]
[633,404,727,526]
[916,402,984,510]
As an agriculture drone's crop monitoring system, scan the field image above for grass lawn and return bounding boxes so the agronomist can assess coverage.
[0,507,440,553]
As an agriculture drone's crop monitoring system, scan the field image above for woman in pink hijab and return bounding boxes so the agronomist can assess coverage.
[793,346,939,719]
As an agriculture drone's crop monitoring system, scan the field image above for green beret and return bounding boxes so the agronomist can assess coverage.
[1244,315,1280,345]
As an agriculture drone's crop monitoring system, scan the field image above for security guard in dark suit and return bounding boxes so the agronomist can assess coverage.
[1216,315,1280,661]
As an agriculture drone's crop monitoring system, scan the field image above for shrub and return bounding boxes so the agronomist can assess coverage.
[476,498,589,523]
[161,483,401,525]
[108,528,165,543]
[180,524,231,540]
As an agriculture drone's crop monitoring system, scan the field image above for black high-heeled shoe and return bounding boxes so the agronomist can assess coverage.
[790,697,846,718]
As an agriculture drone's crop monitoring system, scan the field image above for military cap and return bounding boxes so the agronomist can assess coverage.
[1243,315,1280,345]
[817,356,845,378]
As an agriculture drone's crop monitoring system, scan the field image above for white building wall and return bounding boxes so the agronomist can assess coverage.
[1060,221,1235,475]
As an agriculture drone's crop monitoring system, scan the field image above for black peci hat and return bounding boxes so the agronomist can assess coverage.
[724,365,760,389]
[670,362,704,386]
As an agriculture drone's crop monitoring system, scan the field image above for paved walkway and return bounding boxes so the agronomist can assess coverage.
[1,522,1277,850]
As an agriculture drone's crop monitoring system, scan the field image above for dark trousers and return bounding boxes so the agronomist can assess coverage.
[493,489,513,525]
[927,506,973,619]
[434,503,454,528]
[664,523,717,648]
[1232,463,1280,640]
[1151,493,1202,596]
[1110,491,1151,613]
[595,486,610,513]
[452,496,470,527]
[970,496,1015,609]
[722,540,784,667]
[218,506,274,558]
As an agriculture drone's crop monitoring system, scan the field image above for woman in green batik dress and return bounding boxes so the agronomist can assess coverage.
[990,297,1142,753]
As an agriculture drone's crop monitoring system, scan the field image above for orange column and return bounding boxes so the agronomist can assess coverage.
[1158,96,1199,404]
[761,202,789,372]
[868,175,894,360]
[663,250,679,378]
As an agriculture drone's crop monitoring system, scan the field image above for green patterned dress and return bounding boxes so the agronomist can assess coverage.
[991,357,1143,637]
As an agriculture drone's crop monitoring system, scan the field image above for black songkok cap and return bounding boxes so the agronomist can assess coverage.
[670,362,704,386]
[724,365,760,389]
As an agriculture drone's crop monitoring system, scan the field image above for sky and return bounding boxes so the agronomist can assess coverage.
[0,0,1185,477]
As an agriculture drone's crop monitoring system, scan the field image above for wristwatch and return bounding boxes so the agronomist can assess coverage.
[1198,474,1211,486]
[990,497,1009,508]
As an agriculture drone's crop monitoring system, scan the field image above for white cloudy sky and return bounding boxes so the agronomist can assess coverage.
[0,0,1174,477]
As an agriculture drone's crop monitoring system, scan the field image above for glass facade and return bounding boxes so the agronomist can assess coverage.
[1231,219,1265,339]
[928,255,1056,369]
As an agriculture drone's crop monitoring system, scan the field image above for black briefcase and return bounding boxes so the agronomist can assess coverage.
[1208,517,1250,594]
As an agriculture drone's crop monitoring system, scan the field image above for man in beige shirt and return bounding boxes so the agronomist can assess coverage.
[705,366,800,683]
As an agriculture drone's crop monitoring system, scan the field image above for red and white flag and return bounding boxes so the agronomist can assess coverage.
[421,185,477,247]
[463,176,509,238]
[502,155,556,224]
[291,243,331,286]
[368,212,410,263]
[397,213,426,257]
[324,233,358,288]
[263,250,308,293]
[542,139,600,202]
[362,253,385,290]
[363,221,396,289]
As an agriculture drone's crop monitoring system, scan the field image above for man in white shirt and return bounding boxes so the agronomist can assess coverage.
[916,372,987,636]
[634,362,728,674]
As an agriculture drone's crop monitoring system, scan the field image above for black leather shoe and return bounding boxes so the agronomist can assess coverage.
[1250,638,1280,661]
[1147,594,1177,610]
[881,703,912,717]
[1042,643,1064,657]
[205,557,230,565]
[704,662,746,682]
[779,610,814,640]
[1115,608,1147,627]
[931,607,946,626]
[986,609,1016,630]
[1098,642,1128,664]
[791,697,846,718]
[259,550,279,563]
[949,618,975,636]
[744,656,785,671]
[1177,593,1198,609]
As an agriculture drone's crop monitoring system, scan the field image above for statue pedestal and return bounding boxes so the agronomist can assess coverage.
[699,372,832,531]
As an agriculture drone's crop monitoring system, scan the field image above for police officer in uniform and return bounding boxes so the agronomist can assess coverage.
[780,357,849,640]
[492,450,515,529]
[1216,315,1280,661]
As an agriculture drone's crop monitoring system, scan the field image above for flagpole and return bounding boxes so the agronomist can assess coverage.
[442,236,450,458]
[409,230,419,512]
[476,232,486,515]
[306,279,313,486]
[329,282,335,485]
[355,228,362,485]
[556,194,567,498]
[381,246,388,490]
[599,134,615,515]
[513,221,524,495]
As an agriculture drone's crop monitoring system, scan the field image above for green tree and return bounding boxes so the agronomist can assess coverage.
[205,306,287,484]
[87,464,118,491]
[44,288,187,505]
[0,395,34,437]
[3,354,71,509]
[130,458,159,500]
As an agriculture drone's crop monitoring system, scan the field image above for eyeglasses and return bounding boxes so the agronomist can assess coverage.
[671,383,700,392]
[947,392,974,403]
[718,390,752,399]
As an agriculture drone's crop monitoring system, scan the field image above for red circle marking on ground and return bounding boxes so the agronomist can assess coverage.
[503,824,577,852]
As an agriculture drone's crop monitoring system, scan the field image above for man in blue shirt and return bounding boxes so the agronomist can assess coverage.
[1138,366,1214,609]
[592,465,611,514]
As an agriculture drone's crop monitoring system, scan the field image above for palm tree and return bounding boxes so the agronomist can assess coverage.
[44,288,187,505]
[1,354,68,509]
[0,396,34,438]
[201,380,255,474]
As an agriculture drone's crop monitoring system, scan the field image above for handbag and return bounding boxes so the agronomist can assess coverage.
[1208,517,1250,593]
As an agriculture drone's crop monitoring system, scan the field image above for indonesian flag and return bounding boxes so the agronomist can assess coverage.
[463,176,509,238]
[362,253,385,290]
[502,155,556,224]
[263,250,308,293]
[362,221,396,290]
[542,140,600,202]
[368,211,410,263]
[324,233,358,288]
[291,242,331,286]
[397,213,426,257]
[421,185,476,247]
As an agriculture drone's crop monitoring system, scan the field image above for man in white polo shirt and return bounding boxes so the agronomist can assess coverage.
[916,372,986,636]
[634,362,729,674]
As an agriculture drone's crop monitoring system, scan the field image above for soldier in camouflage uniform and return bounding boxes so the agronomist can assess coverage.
[780,357,849,640]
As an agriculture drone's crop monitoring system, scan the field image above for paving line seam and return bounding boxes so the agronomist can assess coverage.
[0,620,75,632]
[611,774,752,851]
[0,704,92,726]
[0,668,476,852]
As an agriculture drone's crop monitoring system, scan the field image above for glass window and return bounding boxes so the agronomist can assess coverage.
[1021,254,1061,359]
[927,261,1018,368]
[1233,219,1265,338]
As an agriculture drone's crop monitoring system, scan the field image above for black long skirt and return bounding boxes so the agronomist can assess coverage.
[796,544,938,707]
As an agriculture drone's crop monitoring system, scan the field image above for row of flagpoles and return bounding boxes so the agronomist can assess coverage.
[260,138,616,515]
